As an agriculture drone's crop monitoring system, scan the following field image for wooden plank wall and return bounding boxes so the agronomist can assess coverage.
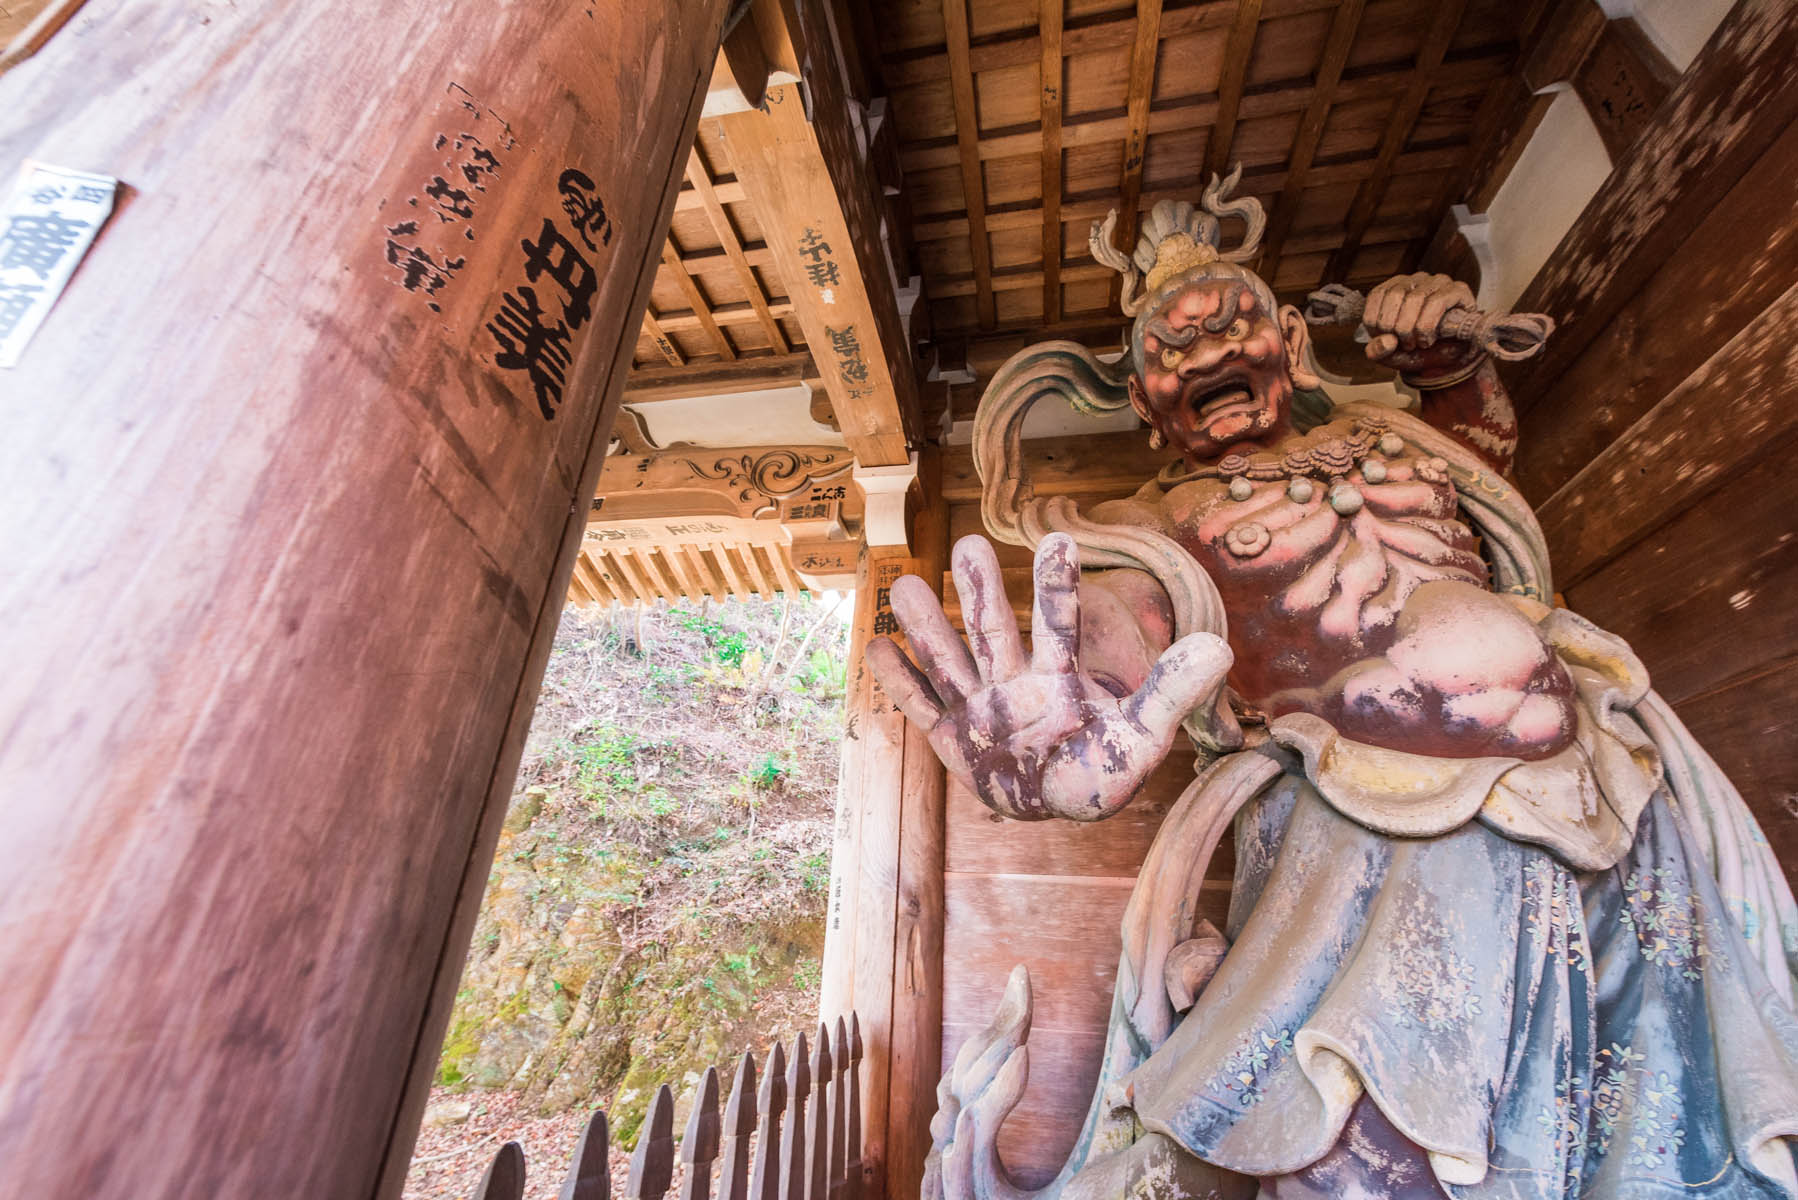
[1511,0,1798,879]
[935,434,1235,1188]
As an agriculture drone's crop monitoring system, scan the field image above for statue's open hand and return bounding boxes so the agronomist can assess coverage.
[1361,271,1481,374]
[867,533,1232,822]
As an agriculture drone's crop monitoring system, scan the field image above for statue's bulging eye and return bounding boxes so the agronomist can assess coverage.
[1160,346,1183,370]
[1226,318,1250,340]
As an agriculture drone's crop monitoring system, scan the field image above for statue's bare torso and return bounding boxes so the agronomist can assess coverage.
[1096,415,1579,762]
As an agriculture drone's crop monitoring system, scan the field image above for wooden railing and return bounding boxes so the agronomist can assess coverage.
[465,1014,864,1200]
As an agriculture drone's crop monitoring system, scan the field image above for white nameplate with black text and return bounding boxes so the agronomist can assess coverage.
[0,162,118,369]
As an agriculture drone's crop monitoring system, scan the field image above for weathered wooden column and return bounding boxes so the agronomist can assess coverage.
[821,450,948,1200]
[0,2,726,1196]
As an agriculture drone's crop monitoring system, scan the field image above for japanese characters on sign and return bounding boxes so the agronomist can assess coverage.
[871,559,905,638]
[0,163,117,369]
[382,85,519,313]
[486,168,613,421]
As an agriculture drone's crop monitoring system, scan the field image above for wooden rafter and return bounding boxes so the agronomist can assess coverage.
[1039,0,1063,323]
[689,546,731,602]
[1257,0,1368,269]
[710,542,752,597]
[1206,0,1263,176]
[658,540,704,595]
[940,0,995,328]
[660,240,736,359]
[606,548,655,604]
[641,310,686,366]
[1325,0,1469,281]
[684,150,791,352]
[927,223,1433,300]
[882,0,1339,86]
[631,546,680,597]
[739,543,773,594]
[1112,0,1163,300]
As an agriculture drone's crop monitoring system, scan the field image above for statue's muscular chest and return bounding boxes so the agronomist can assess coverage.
[1158,417,1489,698]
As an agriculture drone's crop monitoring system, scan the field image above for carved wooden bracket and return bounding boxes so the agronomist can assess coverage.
[597,444,856,521]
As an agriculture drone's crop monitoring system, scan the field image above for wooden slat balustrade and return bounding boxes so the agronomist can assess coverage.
[466,1015,864,1200]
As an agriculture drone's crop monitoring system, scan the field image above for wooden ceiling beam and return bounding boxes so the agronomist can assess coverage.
[941,0,996,328]
[896,53,1510,173]
[1325,0,1469,281]
[1206,0,1264,176]
[652,297,796,336]
[718,83,918,465]
[1039,0,1064,324]
[1114,0,1163,261]
[684,149,790,352]
[1257,0,1367,269]
[673,178,748,211]
[714,0,920,467]
[660,239,736,358]
[623,351,814,402]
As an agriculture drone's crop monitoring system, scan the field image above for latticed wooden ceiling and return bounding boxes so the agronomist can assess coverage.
[882,0,1540,334]
[630,0,1552,369]
[634,129,807,366]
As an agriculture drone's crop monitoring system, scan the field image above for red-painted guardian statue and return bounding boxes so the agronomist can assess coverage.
[871,169,1798,1199]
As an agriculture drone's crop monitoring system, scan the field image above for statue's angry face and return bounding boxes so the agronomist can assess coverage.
[1128,278,1314,462]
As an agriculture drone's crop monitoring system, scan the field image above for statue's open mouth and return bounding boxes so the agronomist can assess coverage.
[1191,375,1258,421]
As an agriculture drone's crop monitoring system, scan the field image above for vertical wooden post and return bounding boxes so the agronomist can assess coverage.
[819,451,947,1200]
[0,1,727,1197]
[885,452,949,1200]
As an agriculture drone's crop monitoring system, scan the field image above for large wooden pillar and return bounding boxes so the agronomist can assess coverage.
[822,451,947,1200]
[0,2,726,1196]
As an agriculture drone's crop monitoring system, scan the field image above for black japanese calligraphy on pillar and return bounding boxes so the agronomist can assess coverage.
[381,87,519,312]
[558,170,612,250]
[486,287,571,420]
[484,164,615,422]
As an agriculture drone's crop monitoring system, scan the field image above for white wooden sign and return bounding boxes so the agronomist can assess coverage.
[0,162,118,368]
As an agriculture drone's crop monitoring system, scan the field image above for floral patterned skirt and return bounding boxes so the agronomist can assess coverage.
[1122,776,1798,1197]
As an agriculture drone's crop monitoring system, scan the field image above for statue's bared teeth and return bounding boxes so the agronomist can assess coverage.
[1195,383,1252,415]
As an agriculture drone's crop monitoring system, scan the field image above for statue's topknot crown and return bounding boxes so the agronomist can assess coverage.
[1089,164,1267,316]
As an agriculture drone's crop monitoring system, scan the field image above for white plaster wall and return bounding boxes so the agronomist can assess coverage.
[1476,0,1735,310]
[1602,0,1734,70]
[625,385,848,449]
[1481,89,1613,311]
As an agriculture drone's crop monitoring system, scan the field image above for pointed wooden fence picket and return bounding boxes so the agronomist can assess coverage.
[466,1014,864,1200]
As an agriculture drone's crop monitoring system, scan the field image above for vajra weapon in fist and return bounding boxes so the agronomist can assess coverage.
[868,533,1232,822]
[1306,271,1554,370]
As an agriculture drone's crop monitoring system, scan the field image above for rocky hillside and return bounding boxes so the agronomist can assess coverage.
[405,594,848,1199]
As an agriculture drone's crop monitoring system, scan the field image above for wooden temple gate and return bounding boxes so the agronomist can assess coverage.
[1,1,1794,1198]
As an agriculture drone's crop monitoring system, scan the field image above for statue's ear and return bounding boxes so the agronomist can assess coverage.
[1279,303,1322,390]
[1127,372,1155,424]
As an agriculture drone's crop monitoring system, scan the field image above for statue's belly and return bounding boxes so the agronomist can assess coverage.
[1173,459,1577,760]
